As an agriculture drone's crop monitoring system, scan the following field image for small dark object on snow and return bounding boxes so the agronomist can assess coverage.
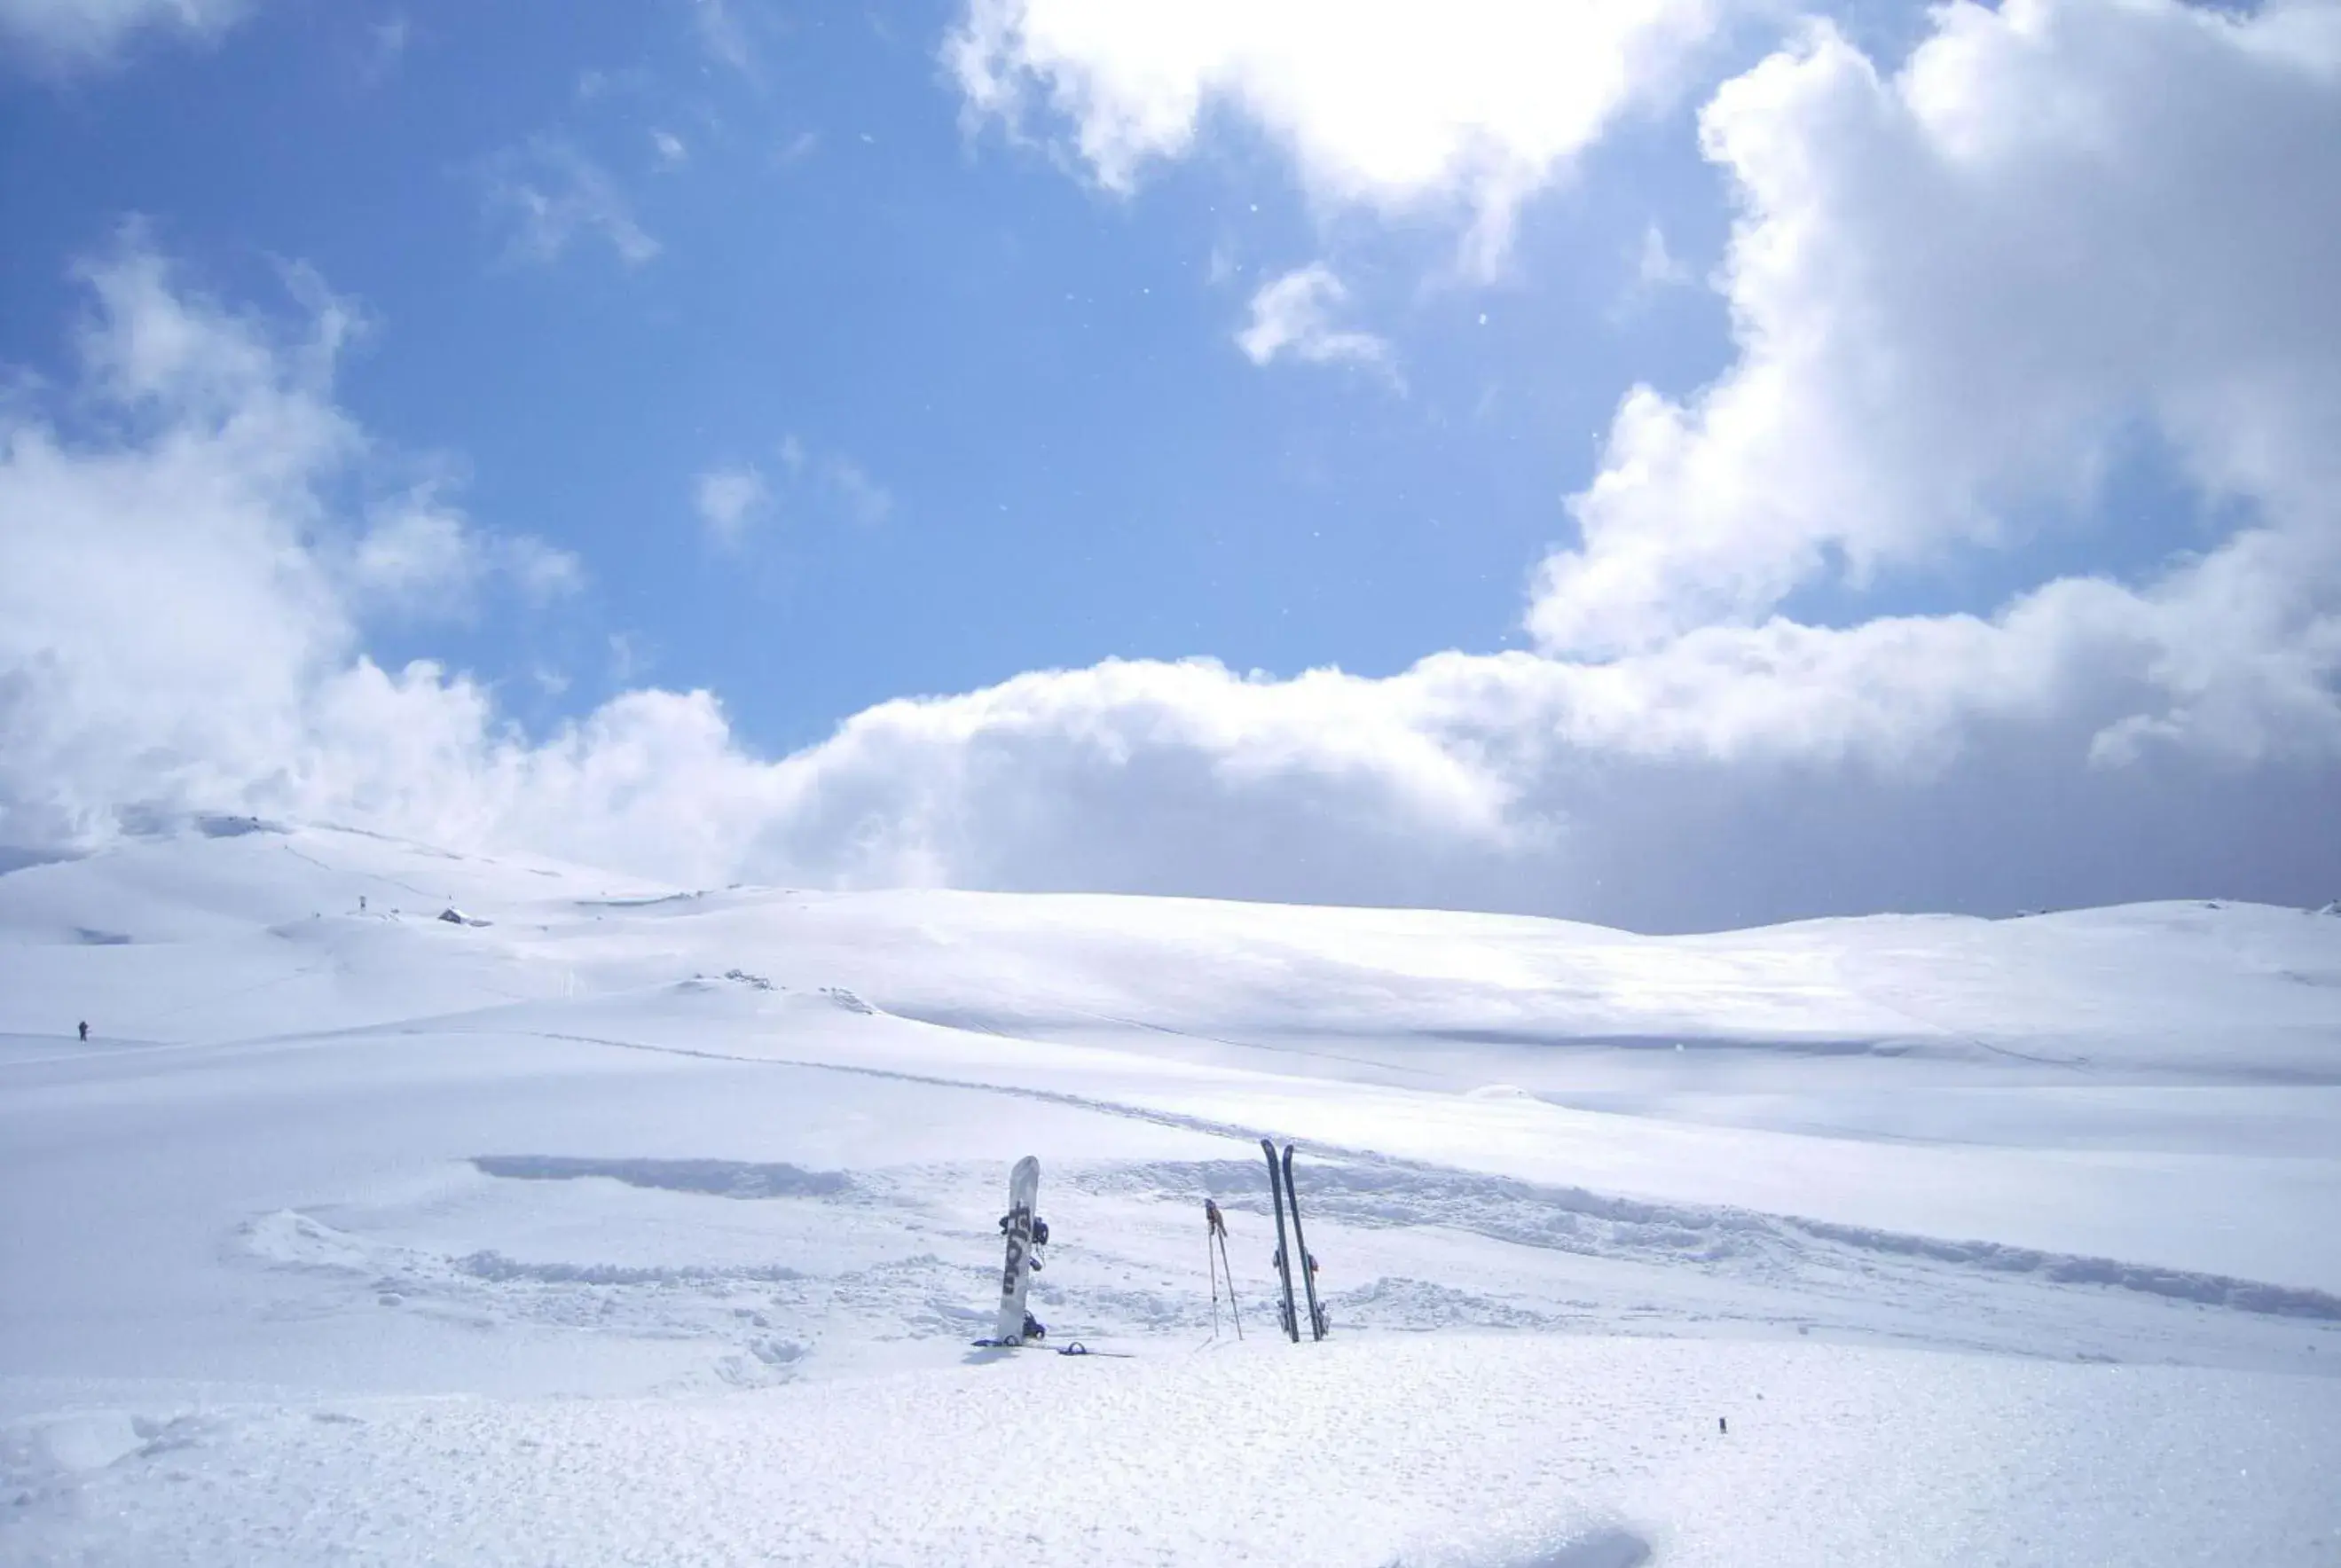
[1022,1311,1046,1341]
[77,1021,89,1041]
[1719,1416,1728,1434]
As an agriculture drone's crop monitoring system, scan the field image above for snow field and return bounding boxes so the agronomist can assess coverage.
[9,1337,2337,1567]
[3,822,2338,1564]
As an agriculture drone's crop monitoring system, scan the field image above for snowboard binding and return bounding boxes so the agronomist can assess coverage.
[1000,1211,1049,1271]
[970,1310,1047,1350]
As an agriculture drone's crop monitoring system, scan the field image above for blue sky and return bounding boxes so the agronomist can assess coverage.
[5,0,1768,743]
[2,0,2337,929]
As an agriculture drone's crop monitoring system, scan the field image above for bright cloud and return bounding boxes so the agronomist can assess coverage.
[1236,264,1394,376]
[4,220,2337,928]
[0,0,251,70]
[1536,0,2341,662]
[352,498,584,615]
[947,0,1728,269]
[0,241,584,850]
[483,139,660,269]
[352,505,479,610]
[695,465,771,547]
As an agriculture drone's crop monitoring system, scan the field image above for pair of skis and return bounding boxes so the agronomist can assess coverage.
[1263,1139,1329,1343]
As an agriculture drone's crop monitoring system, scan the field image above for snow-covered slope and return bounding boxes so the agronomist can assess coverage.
[3,822,2337,1564]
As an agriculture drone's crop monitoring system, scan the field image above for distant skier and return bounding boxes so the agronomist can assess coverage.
[77,1021,90,1041]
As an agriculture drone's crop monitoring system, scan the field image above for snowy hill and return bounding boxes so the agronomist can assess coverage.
[4,822,2337,1564]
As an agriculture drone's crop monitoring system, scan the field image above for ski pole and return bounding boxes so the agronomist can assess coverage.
[1217,1227,1244,1338]
[1206,1220,1222,1339]
[1205,1197,1238,1340]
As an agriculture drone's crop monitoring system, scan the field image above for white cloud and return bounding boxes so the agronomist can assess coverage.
[351,503,478,612]
[1236,264,1394,376]
[502,533,585,605]
[350,499,585,615]
[764,436,893,528]
[689,0,753,74]
[606,632,650,686]
[947,0,1728,270]
[695,464,770,547]
[0,240,580,850]
[1633,223,1692,289]
[1535,0,2341,661]
[483,140,660,269]
[0,0,252,70]
[651,129,687,169]
[632,612,2341,923]
[825,457,893,528]
[6,178,2338,927]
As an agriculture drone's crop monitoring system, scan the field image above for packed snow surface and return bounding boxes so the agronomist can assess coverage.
[3,822,2337,1564]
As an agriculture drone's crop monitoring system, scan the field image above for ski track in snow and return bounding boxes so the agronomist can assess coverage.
[206,1131,2341,1404]
[475,1022,2341,1349]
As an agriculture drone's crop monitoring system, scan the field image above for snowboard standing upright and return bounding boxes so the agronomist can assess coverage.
[1261,1137,1300,1342]
[993,1155,1042,1344]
